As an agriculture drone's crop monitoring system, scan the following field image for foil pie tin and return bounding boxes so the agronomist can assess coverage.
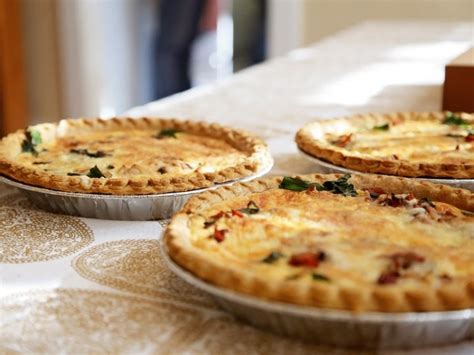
[160,240,474,349]
[299,149,474,191]
[0,163,272,220]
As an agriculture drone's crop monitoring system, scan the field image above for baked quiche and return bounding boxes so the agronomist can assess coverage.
[296,112,474,179]
[165,173,474,312]
[0,118,272,194]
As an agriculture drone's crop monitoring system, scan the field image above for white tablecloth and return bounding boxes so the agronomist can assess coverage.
[1,21,473,354]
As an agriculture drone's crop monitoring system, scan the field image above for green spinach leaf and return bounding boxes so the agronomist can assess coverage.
[262,252,283,264]
[312,272,331,282]
[443,112,467,126]
[154,129,181,139]
[86,165,105,178]
[373,123,389,131]
[21,129,42,155]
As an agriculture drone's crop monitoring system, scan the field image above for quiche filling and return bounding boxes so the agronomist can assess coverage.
[17,128,247,178]
[186,175,473,289]
[324,112,473,164]
[296,112,474,178]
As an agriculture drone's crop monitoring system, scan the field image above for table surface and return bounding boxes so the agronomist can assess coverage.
[1,21,473,354]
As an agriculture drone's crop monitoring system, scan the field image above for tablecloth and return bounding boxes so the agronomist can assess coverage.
[1,21,473,354]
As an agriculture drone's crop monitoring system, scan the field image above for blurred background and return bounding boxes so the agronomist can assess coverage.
[0,0,473,135]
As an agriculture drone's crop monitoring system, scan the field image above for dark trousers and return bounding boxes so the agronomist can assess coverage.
[154,0,205,99]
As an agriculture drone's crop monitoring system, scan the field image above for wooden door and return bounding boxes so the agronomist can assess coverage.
[0,0,28,136]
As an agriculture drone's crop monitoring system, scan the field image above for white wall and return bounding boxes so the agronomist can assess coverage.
[268,0,474,58]
[56,0,158,119]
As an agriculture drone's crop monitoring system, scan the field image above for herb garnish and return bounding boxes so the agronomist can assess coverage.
[279,174,357,196]
[443,112,467,126]
[21,129,42,155]
[315,174,357,196]
[203,220,217,228]
[203,211,226,228]
[373,123,389,131]
[279,177,312,191]
[312,273,331,282]
[238,200,260,215]
[262,252,283,264]
[70,149,107,158]
[86,165,105,178]
[154,129,181,139]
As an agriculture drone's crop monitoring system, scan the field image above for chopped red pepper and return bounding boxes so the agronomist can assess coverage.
[289,252,325,267]
[465,134,474,142]
[213,228,228,243]
[204,205,254,228]
[389,252,425,269]
[377,252,425,285]
[370,187,386,195]
[377,271,400,285]
[231,209,244,218]
[211,211,226,220]
[334,134,352,147]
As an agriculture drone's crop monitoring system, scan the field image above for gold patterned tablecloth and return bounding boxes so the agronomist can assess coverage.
[2,21,474,354]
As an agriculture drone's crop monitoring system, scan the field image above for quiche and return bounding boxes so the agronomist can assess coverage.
[165,173,474,312]
[0,117,272,194]
[296,112,474,179]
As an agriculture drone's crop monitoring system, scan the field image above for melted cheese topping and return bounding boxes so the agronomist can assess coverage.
[18,130,247,177]
[188,189,474,288]
[325,119,473,164]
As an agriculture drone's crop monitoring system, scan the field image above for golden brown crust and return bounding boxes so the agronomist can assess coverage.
[296,112,474,179]
[0,117,272,195]
[165,173,474,313]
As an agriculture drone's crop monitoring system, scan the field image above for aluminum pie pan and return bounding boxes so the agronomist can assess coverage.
[298,149,474,191]
[0,162,272,220]
[160,239,473,349]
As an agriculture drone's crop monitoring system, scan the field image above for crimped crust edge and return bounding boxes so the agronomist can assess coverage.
[0,117,273,195]
[165,173,474,313]
[295,112,474,179]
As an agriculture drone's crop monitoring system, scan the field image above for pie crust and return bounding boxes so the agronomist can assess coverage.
[0,117,272,194]
[165,173,474,312]
[296,112,474,179]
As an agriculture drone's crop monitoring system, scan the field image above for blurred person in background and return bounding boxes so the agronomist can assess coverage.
[154,0,266,100]
[154,0,207,99]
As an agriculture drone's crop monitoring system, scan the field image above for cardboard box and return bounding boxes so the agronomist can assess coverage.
[442,47,474,113]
